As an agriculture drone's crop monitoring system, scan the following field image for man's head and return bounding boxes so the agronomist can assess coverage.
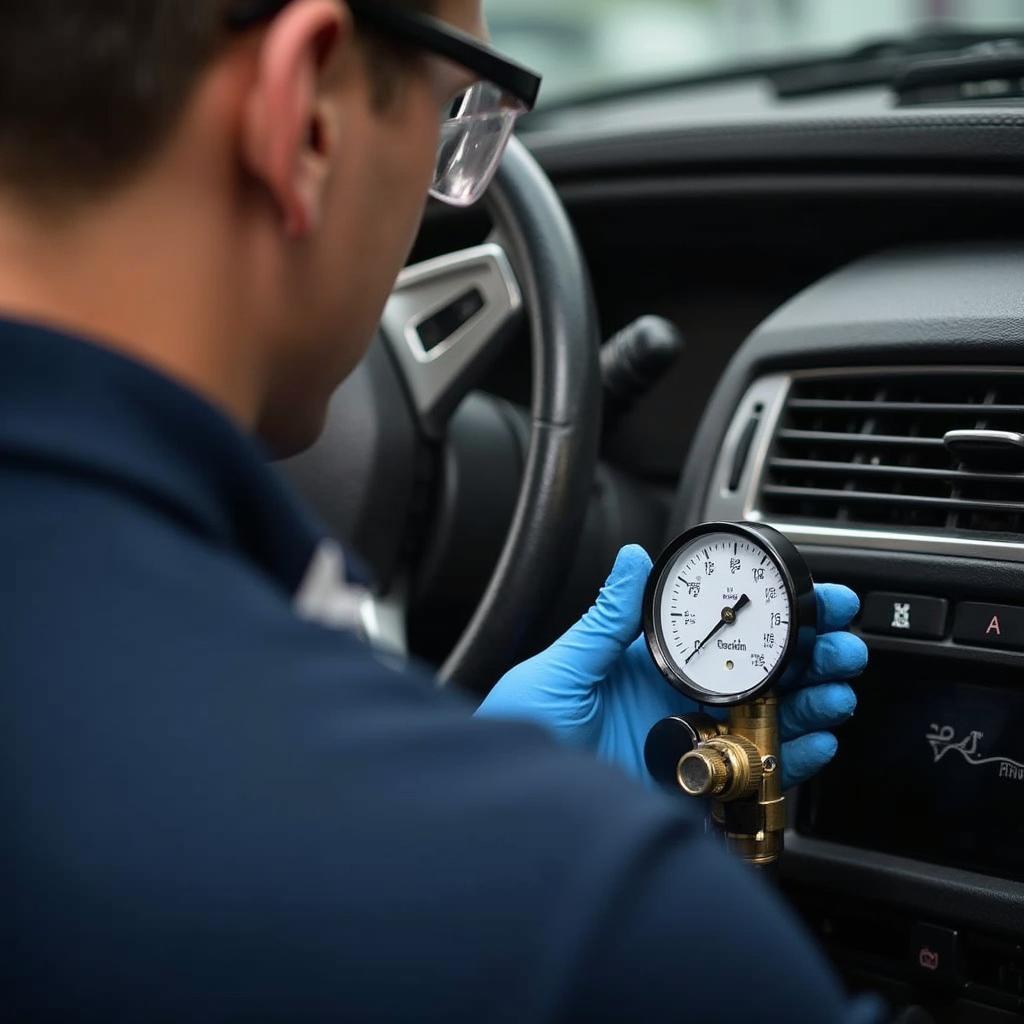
[0,2,443,204]
[0,0,497,453]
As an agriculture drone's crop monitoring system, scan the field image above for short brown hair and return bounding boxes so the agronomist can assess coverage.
[0,1,432,204]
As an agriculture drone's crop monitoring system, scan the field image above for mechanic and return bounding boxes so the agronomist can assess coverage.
[2,2,882,1021]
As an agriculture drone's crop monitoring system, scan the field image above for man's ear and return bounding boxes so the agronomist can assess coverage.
[242,0,350,239]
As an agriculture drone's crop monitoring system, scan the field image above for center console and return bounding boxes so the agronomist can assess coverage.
[802,662,1024,885]
[669,244,1024,1021]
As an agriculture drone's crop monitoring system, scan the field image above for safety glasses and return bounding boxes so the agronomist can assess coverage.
[227,0,543,207]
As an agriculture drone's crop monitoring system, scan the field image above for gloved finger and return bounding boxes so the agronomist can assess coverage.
[779,683,857,741]
[545,545,653,685]
[777,630,868,691]
[804,631,868,685]
[815,583,860,633]
[781,731,838,790]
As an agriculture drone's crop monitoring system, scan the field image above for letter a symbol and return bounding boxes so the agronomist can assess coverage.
[987,615,1001,636]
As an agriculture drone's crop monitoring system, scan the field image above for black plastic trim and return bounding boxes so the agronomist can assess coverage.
[805,544,1024,671]
[551,173,1024,208]
[526,110,1024,183]
[783,833,1024,938]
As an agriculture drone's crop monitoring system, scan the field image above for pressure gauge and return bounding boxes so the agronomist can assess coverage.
[643,522,816,706]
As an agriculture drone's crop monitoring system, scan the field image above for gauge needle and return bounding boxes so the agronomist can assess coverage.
[685,594,751,665]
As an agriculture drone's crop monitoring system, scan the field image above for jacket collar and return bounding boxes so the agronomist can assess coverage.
[0,316,326,595]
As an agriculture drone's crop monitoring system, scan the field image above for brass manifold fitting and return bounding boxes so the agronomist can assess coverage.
[645,695,784,866]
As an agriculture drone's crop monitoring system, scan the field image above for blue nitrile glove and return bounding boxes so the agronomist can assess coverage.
[477,545,866,790]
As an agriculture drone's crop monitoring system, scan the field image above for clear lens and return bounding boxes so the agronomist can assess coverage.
[430,80,524,208]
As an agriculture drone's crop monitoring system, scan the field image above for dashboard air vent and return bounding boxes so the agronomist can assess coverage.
[759,372,1024,536]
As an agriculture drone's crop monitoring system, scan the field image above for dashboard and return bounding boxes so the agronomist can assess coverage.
[414,103,1024,1020]
[680,244,1024,1019]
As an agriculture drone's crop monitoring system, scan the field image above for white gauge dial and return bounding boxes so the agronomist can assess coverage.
[655,531,793,700]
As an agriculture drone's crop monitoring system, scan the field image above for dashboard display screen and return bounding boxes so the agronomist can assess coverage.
[797,665,1024,882]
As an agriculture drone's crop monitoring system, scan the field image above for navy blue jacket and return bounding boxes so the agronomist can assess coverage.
[2,319,882,1022]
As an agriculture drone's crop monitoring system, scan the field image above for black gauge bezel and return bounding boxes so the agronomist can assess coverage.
[643,521,817,707]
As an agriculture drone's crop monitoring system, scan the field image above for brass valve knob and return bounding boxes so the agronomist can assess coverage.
[644,697,784,866]
[677,748,730,796]
[643,714,726,790]
[677,736,764,802]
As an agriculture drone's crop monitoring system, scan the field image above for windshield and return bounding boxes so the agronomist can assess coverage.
[486,0,1024,105]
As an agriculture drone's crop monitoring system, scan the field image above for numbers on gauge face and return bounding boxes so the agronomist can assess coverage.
[659,533,792,699]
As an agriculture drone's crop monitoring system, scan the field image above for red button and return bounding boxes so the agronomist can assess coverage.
[953,603,1024,651]
[910,923,961,989]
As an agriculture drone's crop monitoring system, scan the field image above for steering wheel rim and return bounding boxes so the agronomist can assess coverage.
[283,138,602,692]
[438,137,601,689]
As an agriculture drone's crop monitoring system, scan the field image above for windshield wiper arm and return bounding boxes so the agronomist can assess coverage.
[770,24,1024,98]
[525,24,1024,122]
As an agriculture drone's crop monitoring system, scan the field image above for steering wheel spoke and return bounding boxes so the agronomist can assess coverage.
[381,243,524,438]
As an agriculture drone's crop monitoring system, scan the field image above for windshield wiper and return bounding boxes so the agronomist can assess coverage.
[769,24,1024,98]
[525,23,1024,122]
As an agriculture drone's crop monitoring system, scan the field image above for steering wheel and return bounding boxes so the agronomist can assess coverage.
[283,138,601,692]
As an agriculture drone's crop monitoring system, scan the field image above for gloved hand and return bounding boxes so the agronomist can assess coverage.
[476,545,866,790]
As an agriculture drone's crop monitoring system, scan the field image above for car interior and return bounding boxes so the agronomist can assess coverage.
[284,2,1024,1019]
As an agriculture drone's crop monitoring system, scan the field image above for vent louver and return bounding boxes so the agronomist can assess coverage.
[759,372,1024,537]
